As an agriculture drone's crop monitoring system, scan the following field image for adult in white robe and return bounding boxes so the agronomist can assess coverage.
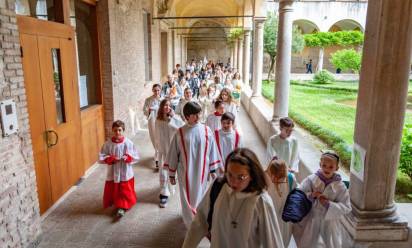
[294,172,351,248]
[266,134,300,172]
[267,173,298,247]
[182,184,285,248]
[99,137,139,210]
[143,95,161,162]
[205,112,222,132]
[155,116,185,197]
[214,128,242,165]
[165,123,221,228]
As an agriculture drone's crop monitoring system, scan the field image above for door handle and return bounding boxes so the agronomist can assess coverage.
[46,129,59,147]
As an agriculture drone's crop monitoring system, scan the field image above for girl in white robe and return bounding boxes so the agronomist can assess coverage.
[266,159,298,247]
[165,101,222,228]
[205,100,225,132]
[214,112,242,165]
[143,84,162,168]
[99,120,139,217]
[294,152,351,248]
[198,84,213,123]
[155,99,185,207]
[183,148,284,248]
[217,88,238,118]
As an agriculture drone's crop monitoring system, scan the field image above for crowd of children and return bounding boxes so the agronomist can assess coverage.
[99,59,351,247]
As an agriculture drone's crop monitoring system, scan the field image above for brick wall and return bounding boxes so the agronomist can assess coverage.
[0,1,41,247]
[98,0,162,138]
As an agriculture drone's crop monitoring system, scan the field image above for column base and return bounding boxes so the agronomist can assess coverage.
[342,210,409,243]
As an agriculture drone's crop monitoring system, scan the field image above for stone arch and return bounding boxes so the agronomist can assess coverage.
[328,19,364,32]
[293,19,320,34]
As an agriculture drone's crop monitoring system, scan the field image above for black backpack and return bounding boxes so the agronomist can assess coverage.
[282,188,312,223]
[207,179,225,233]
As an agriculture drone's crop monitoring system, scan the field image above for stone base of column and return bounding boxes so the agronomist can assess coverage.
[342,205,409,246]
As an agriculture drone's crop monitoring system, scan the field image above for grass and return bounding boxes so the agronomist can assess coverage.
[262,79,412,202]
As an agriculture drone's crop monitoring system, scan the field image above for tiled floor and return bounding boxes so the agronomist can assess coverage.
[37,108,266,248]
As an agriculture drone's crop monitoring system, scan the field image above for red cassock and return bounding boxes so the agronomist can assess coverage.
[100,136,139,210]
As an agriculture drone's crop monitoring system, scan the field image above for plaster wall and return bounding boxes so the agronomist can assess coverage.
[187,40,231,63]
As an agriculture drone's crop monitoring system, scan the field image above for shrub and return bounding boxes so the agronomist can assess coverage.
[313,70,335,84]
[399,124,412,180]
[330,49,362,73]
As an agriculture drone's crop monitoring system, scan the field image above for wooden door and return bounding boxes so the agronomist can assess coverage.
[18,17,84,214]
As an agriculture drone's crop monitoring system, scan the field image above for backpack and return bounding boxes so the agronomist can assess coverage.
[282,188,312,223]
[207,178,225,233]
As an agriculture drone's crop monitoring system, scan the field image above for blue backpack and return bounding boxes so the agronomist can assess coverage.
[282,188,312,223]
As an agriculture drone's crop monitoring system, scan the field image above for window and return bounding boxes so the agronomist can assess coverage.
[51,48,66,124]
[70,0,100,108]
[15,0,68,23]
[143,11,152,81]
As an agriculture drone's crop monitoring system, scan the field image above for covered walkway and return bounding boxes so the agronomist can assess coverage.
[36,108,265,248]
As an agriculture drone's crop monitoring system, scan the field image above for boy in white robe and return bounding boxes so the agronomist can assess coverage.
[214,112,242,165]
[294,151,351,248]
[175,87,196,122]
[143,84,162,168]
[206,100,225,132]
[165,102,222,228]
[155,99,185,208]
[183,148,284,248]
[99,120,139,218]
[266,117,300,172]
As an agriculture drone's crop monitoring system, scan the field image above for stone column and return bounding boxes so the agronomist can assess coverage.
[242,30,252,88]
[273,0,294,119]
[237,36,244,75]
[180,36,184,66]
[251,18,265,97]
[233,40,238,70]
[342,0,412,245]
[230,48,234,68]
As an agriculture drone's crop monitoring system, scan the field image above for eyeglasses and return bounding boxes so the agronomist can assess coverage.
[226,172,250,182]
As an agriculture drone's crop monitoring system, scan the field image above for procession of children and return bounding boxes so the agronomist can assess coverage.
[99,60,351,248]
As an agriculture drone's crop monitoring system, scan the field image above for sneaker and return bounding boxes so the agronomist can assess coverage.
[159,195,168,208]
[116,208,125,217]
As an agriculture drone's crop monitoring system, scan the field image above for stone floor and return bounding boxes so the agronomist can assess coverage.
[37,108,266,248]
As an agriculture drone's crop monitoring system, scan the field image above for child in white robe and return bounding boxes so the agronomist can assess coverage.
[266,117,300,172]
[99,120,139,218]
[183,148,284,248]
[266,159,298,247]
[166,101,222,228]
[175,87,196,122]
[214,112,242,166]
[143,84,162,168]
[155,99,185,208]
[198,84,213,123]
[217,88,238,119]
[206,100,225,132]
[294,151,351,248]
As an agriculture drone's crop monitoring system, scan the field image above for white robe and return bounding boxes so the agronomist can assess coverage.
[294,174,351,248]
[155,116,185,196]
[267,174,298,247]
[266,134,300,172]
[224,101,238,116]
[206,113,222,132]
[99,138,139,183]
[175,99,196,122]
[143,95,161,160]
[165,123,222,228]
[214,129,242,165]
[198,95,214,123]
[182,184,285,248]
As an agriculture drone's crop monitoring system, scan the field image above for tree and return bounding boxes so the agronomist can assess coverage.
[304,30,364,72]
[227,28,244,48]
[330,49,362,73]
[263,12,305,81]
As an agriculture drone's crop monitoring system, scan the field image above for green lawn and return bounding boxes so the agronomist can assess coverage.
[263,80,412,145]
[262,80,412,202]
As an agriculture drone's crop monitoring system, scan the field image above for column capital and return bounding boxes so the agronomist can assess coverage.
[253,17,266,25]
[279,0,294,13]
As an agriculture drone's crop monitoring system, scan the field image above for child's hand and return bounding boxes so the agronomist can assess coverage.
[288,168,296,173]
[210,172,217,180]
[170,177,176,185]
[319,195,329,207]
[311,192,323,199]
